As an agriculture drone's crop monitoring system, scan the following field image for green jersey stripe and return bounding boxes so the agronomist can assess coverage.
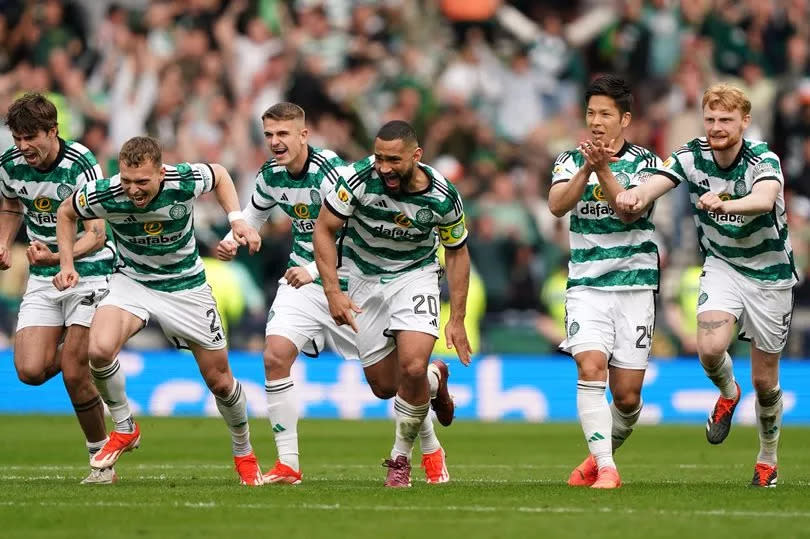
[570,241,658,264]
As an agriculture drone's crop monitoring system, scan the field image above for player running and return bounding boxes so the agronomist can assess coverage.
[0,93,116,484]
[52,136,265,486]
[313,120,472,488]
[217,103,454,485]
[616,83,797,487]
[548,75,662,489]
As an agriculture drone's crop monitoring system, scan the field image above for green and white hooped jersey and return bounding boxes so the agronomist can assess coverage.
[0,139,115,280]
[650,137,797,289]
[325,156,468,278]
[73,163,214,293]
[248,146,348,289]
[551,142,661,291]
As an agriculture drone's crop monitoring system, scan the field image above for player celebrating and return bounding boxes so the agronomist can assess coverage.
[0,94,116,484]
[548,75,662,489]
[52,136,265,486]
[616,83,796,487]
[217,103,454,485]
[313,120,472,488]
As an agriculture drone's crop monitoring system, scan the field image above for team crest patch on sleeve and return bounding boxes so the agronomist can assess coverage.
[753,161,779,178]
[78,193,87,207]
[337,185,351,203]
[663,157,674,168]
[553,164,564,175]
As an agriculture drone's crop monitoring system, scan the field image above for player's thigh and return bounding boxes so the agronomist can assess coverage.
[154,284,227,351]
[363,349,399,398]
[394,330,436,378]
[13,326,63,380]
[387,270,441,340]
[608,366,645,412]
[15,279,65,334]
[188,343,233,395]
[88,305,146,363]
[696,264,741,356]
[352,280,395,367]
[739,286,793,355]
[611,290,655,370]
[560,287,614,358]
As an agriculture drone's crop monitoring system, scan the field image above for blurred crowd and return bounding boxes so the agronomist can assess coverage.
[0,0,808,357]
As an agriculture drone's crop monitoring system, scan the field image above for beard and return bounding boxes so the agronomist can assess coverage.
[379,165,415,193]
[707,131,742,151]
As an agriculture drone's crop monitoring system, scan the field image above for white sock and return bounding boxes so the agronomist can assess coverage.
[577,380,614,469]
[265,377,299,471]
[756,386,783,466]
[701,352,737,399]
[86,437,108,460]
[90,359,134,433]
[610,401,642,452]
[392,395,430,460]
[427,363,440,400]
[215,380,252,457]
[419,416,441,455]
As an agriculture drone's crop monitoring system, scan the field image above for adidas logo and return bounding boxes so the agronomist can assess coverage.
[374,199,388,208]
[700,179,710,188]
[587,432,605,443]
[429,318,438,328]
[124,215,137,223]
[280,193,289,202]
[212,333,223,343]
[19,186,28,195]
[272,423,286,433]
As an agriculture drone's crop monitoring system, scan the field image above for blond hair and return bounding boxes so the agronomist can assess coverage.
[702,83,751,116]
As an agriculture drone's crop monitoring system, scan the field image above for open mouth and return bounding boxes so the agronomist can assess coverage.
[382,174,400,190]
[132,194,147,206]
[272,147,289,159]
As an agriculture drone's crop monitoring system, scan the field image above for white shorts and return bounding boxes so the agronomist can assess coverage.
[266,281,360,362]
[99,273,226,351]
[560,287,655,370]
[16,276,109,332]
[698,257,794,353]
[349,268,441,367]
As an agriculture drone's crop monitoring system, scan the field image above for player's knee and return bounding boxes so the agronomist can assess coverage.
[367,378,397,399]
[577,362,606,381]
[399,359,428,380]
[87,340,115,367]
[612,392,641,414]
[204,372,235,398]
[263,348,294,375]
[752,376,778,396]
[16,363,48,386]
[697,341,727,364]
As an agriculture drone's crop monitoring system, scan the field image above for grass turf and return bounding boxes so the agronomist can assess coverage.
[1,416,809,538]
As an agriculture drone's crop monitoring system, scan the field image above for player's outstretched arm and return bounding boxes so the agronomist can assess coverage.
[699,179,780,216]
[210,163,261,254]
[444,244,473,366]
[313,208,360,331]
[0,196,23,270]
[53,198,81,290]
[548,160,592,217]
[616,174,676,216]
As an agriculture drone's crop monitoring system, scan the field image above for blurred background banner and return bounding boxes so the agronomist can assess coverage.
[1,349,808,423]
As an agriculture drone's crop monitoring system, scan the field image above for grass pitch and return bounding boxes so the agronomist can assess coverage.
[1,416,809,538]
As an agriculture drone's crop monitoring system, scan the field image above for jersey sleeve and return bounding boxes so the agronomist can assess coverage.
[249,169,278,212]
[752,154,784,186]
[0,166,15,199]
[649,149,688,185]
[189,163,216,196]
[72,180,108,220]
[324,165,360,219]
[631,153,663,188]
[437,183,468,250]
[551,151,580,185]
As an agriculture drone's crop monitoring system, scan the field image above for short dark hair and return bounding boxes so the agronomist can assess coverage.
[261,102,305,123]
[585,75,633,115]
[375,120,418,147]
[6,93,58,135]
[119,136,162,167]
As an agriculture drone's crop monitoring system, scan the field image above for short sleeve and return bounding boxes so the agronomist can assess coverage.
[0,166,15,199]
[630,153,663,188]
[752,155,784,186]
[551,151,580,185]
[324,166,359,219]
[189,163,216,196]
[250,170,278,211]
[649,151,687,185]
[437,183,468,250]
[72,181,106,219]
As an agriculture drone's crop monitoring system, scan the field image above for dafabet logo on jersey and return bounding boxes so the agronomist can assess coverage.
[394,213,411,228]
[144,222,164,235]
[33,197,52,212]
[593,185,606,201]
[294,203,310,219]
